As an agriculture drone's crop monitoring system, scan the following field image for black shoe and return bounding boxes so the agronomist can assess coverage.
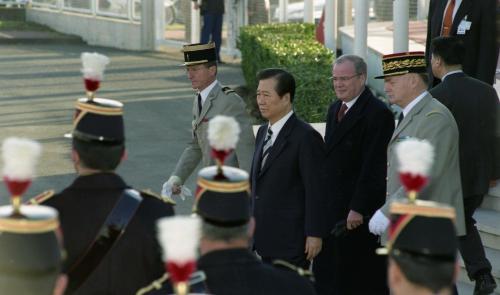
[474,272,497,295]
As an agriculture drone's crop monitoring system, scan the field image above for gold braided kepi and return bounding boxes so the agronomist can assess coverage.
[374,51,426,79]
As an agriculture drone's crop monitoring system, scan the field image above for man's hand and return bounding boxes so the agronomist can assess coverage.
[347,210,363,230]
[368,209,390,236]
[161,176,182,197]
[305,236,322,261]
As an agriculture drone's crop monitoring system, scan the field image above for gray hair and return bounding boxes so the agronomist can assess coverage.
[334,54,367,76]
[201,221,249,242]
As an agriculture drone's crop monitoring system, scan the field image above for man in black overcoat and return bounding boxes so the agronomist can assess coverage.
[313,55,394,295]
[425,0,498,86]
[429,36,499,295]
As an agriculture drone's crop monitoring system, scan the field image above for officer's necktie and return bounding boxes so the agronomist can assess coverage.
[397,112,404,128]
[441,0,456,36]
[337,103,348,122]
[261,128,273,169]
[197,93,202,115]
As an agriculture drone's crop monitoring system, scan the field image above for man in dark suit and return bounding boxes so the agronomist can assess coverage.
[138,161,316,295]
[425,0,498,86]
[42,98,175,294]
[430,36,499,295]
[251,68,326,269]
[192,0,224,62]
[313,55,394,295]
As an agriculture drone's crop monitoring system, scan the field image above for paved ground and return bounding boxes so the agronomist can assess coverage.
[0,41,245,214]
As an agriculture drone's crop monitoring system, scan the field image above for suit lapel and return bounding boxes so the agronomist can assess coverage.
[195,82,220,126]
[327,89,369,153]
[252,125,267,180]
[451,0,471,34]
[258,114,296,177]
[324,102,340,146]
[433,0,447,36]
[390,94,432,143]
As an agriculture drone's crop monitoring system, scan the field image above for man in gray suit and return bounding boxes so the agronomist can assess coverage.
[162,43,255,197]
[368,51,465,238]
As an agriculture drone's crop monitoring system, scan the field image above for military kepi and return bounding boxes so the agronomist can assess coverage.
[383,199,458,262]
[195,165,251,227]
[0,205,62,294]
[72,97,125,144]
[375,51,426,79]
[182,42,217,66]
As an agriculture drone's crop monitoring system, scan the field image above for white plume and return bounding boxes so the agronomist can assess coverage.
[81,52,110,81]
[157,215,201,263]
[2,137,42,180]
[396,138,434,176]
[208,115,241,150]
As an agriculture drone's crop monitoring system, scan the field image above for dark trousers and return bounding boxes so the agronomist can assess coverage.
[313,224,389,295]
[200,13,223,61]
[459,195,492,280]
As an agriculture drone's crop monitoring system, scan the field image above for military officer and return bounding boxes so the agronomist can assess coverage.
[162,42,255,198]
[369,52,465,238]
[36,97,175,294]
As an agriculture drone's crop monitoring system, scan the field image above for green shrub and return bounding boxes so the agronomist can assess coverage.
[239,23,335,123]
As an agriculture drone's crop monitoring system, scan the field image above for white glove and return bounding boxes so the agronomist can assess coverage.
[161,176,192,201]
[369,209,390,236]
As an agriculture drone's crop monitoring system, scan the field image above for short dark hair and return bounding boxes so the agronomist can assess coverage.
[431,36,466,66]
[72,138,124,171]
[256,68,296,103]
[392,252,455,293]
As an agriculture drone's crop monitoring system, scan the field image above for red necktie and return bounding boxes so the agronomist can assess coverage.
[441,0,456,36]
[337,103,348,122]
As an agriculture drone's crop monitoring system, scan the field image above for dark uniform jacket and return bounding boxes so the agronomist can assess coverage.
[45,173,174,295]
[199,0,224,14]
[250,114,326,260]
[426,0,498,85]
[197,248,317,295]
[430,72,500,198]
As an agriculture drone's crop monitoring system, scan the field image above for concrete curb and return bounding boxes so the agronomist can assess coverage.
[0,30,83,44]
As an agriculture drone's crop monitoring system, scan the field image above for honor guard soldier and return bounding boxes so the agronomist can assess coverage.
[0,204,66,295]
[161,42,255,200]
[30,52,176,294]
[384,199,459,295]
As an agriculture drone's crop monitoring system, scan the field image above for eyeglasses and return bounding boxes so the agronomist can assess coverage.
[330,74,362,82]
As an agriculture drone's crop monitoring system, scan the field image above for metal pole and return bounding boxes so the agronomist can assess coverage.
[324,0,337,52]
[303,0,314,23]
[279,0,288,23]
[354,0,368,58]
[417,0,429,20]
[191,1,200,43]
[393,0,409,52]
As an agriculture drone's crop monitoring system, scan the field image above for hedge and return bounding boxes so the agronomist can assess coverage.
[239,23,334,123]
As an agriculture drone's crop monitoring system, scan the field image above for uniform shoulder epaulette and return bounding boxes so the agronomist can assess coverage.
[272,259,314,279]
[221,86,235,95]
[25,190,55,205]
[140,189,176,205]
[136,270,207,295]
[136,273,169,295]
